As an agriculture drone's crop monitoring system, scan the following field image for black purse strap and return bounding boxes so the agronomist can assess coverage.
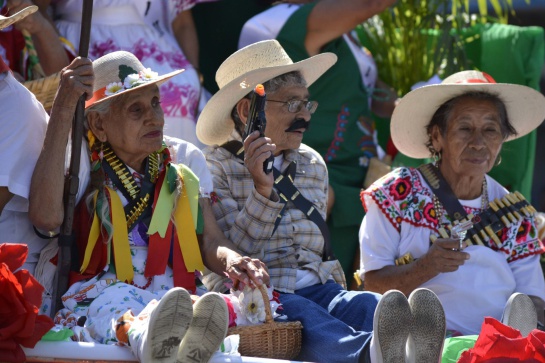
[418,163,468,221]
[221,140,336,262]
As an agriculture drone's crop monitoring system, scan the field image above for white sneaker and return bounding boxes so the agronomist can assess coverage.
[177,292,228,363]
[502,292,537,337]
[369,290,412,363]
[143,288,193,363]
[406,288,446,363]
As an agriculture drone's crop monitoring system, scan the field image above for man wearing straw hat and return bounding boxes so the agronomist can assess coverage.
[197,39,447,363]
[0,5,50,275]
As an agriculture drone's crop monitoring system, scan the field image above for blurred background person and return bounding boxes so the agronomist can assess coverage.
[48,0,207,147]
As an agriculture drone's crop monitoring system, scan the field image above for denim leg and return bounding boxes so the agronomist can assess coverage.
[279,292,373,363]
[295,281,381,332]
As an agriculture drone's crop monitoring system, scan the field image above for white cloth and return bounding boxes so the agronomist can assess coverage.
[0,71,48,274]
[54,0,206,148]
[360,168,545,335]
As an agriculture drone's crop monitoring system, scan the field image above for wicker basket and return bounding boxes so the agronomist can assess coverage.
[23,72,60,112]
[227,285,303,360]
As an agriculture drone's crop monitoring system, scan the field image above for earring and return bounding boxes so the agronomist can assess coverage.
[494,155,502,167]
[90,141,104,172]
[432,149,441,167]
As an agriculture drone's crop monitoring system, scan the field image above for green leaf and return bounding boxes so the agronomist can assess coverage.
[118,65,138,83]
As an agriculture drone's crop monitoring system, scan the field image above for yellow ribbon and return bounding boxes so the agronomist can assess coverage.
[173,164,204,272]
[105,186,133,283]
[80,191,99,273]
[173,164,200,230]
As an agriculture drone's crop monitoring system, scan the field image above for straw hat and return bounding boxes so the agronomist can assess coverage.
[85,51,184,109]
[196,40,337,146]
[391,70,545,159]
[0,5,37,30]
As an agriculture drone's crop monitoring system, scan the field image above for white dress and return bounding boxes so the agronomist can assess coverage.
[53,0,205,148]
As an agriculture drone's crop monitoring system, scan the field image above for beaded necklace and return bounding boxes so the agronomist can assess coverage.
[102,144,160,231]
[433,177,488,223]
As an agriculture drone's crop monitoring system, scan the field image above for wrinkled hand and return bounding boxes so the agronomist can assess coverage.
[54,57,94,109]
[419,238,470,274]
[243,131,275,199]
[7,0,46,34]
[225,255,270,291]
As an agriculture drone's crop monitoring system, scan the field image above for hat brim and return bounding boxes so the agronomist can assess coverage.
[0,5,37,30]
[197,52,337,146]
[391,83,545,159]
[85,69,184,109]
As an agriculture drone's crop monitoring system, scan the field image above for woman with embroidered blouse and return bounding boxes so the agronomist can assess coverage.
[28,51,269,363]
[358,70,545,336]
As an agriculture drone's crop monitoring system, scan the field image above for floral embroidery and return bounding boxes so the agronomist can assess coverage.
[324,105,349,162]
[362,167,544,263]
[389,176,412,200]
[362,167,436,231]
[358,115,377,161]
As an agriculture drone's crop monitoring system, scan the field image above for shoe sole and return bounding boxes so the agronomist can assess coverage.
[502,292,537,337]
[373,290,412,363]
[177,292,228,363]
[149,288,193,363]
[408,288,446,363]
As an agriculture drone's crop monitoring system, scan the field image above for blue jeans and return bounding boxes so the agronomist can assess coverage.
[278,281,380,363]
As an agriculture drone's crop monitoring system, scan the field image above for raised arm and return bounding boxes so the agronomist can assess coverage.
[8,0,70,75]
[28,57,94,231]
[304,0,396,56]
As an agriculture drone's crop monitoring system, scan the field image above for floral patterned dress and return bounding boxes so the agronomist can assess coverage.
[53,0,206,147]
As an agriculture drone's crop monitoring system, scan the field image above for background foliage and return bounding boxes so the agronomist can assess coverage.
[360,0,531,96]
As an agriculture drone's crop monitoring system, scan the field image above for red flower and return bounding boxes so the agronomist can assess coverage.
[423,203,438,224]
[0,243,54,363]
[389,177,411,201]
[222,295,237,328]
[516,220,531,243]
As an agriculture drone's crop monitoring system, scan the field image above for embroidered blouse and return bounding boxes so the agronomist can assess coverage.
[359,166,545,335]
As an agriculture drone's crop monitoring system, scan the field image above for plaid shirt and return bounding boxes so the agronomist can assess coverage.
[202,140,346,293]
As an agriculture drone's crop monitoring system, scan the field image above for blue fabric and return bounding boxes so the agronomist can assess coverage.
[278,281,380,363]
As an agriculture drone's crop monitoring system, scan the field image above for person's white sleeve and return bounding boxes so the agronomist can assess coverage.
[167,137,213,197]
[0,73,47,210]
[510,255,545,300]
[359,194,400,278]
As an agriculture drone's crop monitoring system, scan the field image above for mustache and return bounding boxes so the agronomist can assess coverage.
[284,118,310,132]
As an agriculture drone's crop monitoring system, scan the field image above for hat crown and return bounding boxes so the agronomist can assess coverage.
[442,70,497,85]
[0,5,37,30]
[215,40,294,89]
[92,51,146,93]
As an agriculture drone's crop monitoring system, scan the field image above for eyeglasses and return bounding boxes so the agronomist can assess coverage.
[267,99,319,114]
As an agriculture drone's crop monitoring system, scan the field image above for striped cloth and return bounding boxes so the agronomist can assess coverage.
[202,140,346,293]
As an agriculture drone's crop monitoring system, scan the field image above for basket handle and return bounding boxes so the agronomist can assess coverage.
[258,284,274,324]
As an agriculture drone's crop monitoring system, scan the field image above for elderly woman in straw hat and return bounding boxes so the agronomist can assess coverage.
[28,51,269,363]
[359,70,545,337]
